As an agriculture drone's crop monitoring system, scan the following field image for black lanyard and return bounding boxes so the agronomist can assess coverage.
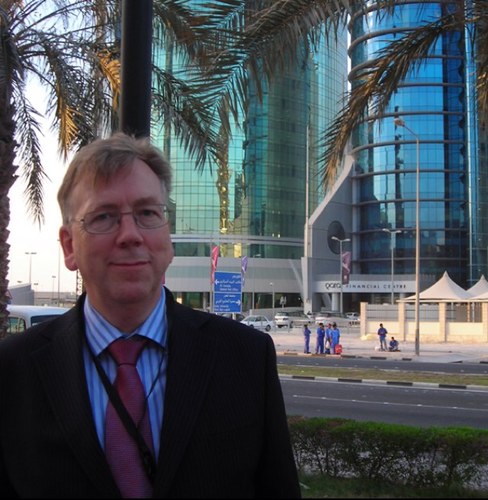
[86,337,161,483]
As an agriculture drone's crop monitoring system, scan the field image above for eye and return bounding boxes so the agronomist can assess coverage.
[91,211,116,223]
[137,206,163,220]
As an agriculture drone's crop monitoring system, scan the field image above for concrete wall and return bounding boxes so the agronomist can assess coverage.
[361,301,488,343]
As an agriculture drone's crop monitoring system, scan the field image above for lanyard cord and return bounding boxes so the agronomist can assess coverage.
[85,336,165,483]
[80,288,174,484]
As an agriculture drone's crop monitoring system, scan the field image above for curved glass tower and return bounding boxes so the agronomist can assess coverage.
[348,0,485,290]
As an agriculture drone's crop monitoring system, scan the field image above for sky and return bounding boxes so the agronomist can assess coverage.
[7,87,76,294]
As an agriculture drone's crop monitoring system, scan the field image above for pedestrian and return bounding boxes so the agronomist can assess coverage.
[389,336,400,351]
[324,322,332,354]
[378,323,388,351]
[330,322,341,354]
[315,322,326,354]
[303,323,311,353]
[0,133,301,498]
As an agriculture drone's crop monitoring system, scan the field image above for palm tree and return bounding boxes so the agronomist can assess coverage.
[0,0,226,338]
[185,0,486,188]
[320,0,488,188]
[0,0,121,337]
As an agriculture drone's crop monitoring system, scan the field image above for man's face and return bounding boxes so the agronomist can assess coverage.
[59,158,174,311]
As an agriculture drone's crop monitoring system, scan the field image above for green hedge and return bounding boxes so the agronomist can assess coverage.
[288,416,488,490]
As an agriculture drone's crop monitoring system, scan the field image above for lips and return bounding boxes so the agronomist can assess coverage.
[111,260,149,267]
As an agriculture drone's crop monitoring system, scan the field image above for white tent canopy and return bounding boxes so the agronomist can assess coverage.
[401,271,473,302]
[470,290,488,300]
[467,275,488,297]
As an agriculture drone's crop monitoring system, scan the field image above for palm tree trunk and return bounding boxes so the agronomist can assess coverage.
[0,94,19,339]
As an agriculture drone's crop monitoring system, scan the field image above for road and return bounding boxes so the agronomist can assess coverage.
[281,377,488,429]
[274,332,488,428]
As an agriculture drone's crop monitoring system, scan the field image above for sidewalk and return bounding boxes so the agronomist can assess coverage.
[271,327,488,364]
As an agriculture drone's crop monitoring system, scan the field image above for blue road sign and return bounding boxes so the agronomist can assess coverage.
[214,272,242,313]
[214,272,242,293]
[214,293,242,313]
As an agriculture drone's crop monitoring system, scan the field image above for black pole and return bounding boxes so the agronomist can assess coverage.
[119,0,153,138]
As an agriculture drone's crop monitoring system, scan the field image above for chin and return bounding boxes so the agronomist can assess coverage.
[112,283,155,303]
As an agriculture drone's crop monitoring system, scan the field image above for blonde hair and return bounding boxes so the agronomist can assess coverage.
[57,132,172,223]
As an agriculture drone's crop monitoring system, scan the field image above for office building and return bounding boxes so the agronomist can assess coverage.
[305,0,487,312]
[155,1,486,314]
[154,25,349,312]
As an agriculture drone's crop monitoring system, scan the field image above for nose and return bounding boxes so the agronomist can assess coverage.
[114,212,144,244]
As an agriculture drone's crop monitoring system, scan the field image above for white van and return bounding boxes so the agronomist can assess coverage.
[6,304,71,334]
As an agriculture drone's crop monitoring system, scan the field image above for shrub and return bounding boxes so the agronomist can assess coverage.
[288,417,488,490]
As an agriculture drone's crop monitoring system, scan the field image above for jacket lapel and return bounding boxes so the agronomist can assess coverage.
[31,304,119,496]
[153,296,218,496]
[31,292,219,497]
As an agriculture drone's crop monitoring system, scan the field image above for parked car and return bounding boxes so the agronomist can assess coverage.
[275,310,311,328]
[274,312,291,328]
[288,310,312,328]
[314,311,341,325]
[6,304,71,335]
[217,312,246,322]
[240,314,275,332]
[345,312,360,325]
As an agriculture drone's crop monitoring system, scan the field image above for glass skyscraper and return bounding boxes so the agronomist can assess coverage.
[347,0,487,299]
[152,1,485,312]
[153,18,348,311]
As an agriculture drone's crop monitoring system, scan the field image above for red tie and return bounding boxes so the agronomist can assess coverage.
[105,336,154,498]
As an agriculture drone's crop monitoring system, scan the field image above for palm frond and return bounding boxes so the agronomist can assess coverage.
[320,2,487,189]
[10,83,46,224]
[151,66,222,172]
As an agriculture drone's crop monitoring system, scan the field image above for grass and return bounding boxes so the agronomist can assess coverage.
[277,363,488,386]
[299,474,488,498]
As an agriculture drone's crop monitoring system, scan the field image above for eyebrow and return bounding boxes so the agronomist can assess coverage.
[86,198,164,212]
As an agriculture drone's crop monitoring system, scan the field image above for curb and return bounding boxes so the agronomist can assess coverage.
[279,374,488,391]
[279,350,488,364]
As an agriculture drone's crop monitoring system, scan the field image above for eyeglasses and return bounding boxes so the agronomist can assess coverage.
[75,204,169,234]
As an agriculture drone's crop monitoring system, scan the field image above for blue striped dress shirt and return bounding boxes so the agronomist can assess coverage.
[82,290,167,458]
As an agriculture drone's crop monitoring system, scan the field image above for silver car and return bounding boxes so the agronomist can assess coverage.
[275,311,311,328]
[240,315,275,332]
[274,312,291,328]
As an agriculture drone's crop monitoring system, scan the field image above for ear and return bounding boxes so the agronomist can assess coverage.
[59,226,78,272]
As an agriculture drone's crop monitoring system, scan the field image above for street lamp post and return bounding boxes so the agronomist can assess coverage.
[382,228,402,305]
[25,252,37,284]
[270,282,275,320]
[51,275,56,305]
[394,117,420,356]
[331,236,350,314]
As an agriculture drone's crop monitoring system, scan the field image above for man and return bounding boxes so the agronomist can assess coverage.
[389,336,400,352]
[303,323,311,353]
[378,323,388,351]
[0,133,301,498]
[324,322,332,354]
[329,322,341,355]
[315,322,326,354]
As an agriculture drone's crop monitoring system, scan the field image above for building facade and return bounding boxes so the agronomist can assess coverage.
[305,0,487,313]
[154,1,486,315]
[154,18,349,312]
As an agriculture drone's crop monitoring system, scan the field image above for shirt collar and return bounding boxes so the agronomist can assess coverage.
[84,289,167,356]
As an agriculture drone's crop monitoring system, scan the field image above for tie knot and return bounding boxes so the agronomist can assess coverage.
[108,336,147,366]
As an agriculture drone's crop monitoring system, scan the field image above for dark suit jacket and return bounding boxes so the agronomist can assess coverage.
[0,290,300,498]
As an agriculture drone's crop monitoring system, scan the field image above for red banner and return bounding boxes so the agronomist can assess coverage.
[211,245,219,284]
[342,251,351,285]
